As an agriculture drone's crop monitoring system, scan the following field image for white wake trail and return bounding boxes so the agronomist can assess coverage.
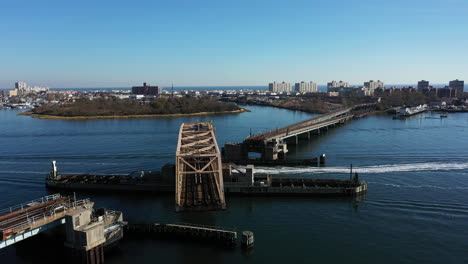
[235,162,468,175]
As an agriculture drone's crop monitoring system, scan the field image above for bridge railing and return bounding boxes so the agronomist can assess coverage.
[247,104,376,141]
[0,194,62,216]
[0,198,91,236]
[247,107,353,140]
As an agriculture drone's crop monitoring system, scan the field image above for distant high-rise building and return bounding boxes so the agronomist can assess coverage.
[449,79,464,96]
[14,81,48,93]
[362,80,384,96]
[439,87,456,98]
[327,80,349,89]
[417,80,429,92]
[364,80,384,90]
[15,81,27,90]
[294,81,317,93]
[131,82,162,96]
[268,82,292,93]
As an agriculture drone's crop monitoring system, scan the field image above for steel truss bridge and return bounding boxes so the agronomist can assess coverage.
[175,122,226,211]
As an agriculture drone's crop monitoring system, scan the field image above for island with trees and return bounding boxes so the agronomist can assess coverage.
[25,96,247,119]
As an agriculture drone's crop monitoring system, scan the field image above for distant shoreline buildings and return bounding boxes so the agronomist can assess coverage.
[3,81,49,97]
[327,80,349,88]
[268,82,292,93]
[295,81,317,93]
[449,79,464,96]
[269,81,318,93]
[266,79,464,98]
[131,82,162,97]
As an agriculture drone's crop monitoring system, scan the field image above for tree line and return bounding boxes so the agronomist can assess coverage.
[32,96,241,116]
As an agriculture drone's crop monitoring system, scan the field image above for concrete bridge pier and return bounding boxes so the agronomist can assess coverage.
[65,208,126,264]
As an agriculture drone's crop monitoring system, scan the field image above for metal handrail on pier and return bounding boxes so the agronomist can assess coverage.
[0,194,90,236]
[0,194,61,216]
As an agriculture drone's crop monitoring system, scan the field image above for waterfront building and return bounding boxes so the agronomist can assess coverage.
[132,82,162,96]
[327,80,349,89]
[364,80,384,90]
[363,80,384,96]
[421,87,436,97]
[449,79,464,96]
[437,87,457,98]
[417,80,429,92]
[29,86,49,93]
[294,81,317,93]
[14,81,48,93]
[268,82,292,93]
[15,81,27,90]
[360,87,374,96]
[8,89,19,97]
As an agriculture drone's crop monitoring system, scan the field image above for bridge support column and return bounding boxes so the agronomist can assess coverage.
[65,208,106,264]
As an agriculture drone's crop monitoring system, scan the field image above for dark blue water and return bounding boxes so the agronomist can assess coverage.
[1,107,468,263]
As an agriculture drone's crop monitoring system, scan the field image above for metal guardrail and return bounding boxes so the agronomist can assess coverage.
[0,195,90,235]
[0,194,61,216]
[247,107,353,141]
[246,103,375,141]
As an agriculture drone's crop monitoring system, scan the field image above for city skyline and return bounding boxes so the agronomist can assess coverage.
[1,0,467,88]
[1,80,466,90]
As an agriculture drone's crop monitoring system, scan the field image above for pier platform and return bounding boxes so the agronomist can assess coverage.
[0,194,92,249]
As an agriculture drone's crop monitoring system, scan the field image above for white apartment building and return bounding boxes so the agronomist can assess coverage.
[363,80,384,96]
[364,80,384,90]
[268,82,292,93]
[294,81,317,93]
[15,81,49,93]
[15,81,27,90]
[327,80,349,88]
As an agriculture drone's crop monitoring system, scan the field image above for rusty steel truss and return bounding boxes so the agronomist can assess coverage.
[175,121,226,211]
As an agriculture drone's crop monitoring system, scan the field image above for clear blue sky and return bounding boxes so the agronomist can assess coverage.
[0,0,467,88]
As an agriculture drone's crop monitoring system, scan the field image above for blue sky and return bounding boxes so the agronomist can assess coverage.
[0,0,467,88]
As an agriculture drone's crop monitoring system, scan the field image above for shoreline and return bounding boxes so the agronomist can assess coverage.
[19,108,249,120]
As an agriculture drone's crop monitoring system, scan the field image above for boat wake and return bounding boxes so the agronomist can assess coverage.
[366,199,468,218]
[236,162,468,175]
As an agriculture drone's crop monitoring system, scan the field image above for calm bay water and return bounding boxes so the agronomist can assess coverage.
[0,106,468,263]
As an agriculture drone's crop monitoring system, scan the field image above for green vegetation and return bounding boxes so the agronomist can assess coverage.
[32,96,242,117]
[375,91,431,110]
[270,92,436,113]
[237,95,375,114]
[270,98,340,114]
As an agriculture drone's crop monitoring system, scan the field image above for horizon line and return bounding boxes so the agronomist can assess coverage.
[2,83,464,90]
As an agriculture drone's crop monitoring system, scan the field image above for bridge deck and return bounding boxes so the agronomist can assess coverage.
[246,104,375,142]
[175,122,226,211]
[247,107,353,142]
[0,194,93,249]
